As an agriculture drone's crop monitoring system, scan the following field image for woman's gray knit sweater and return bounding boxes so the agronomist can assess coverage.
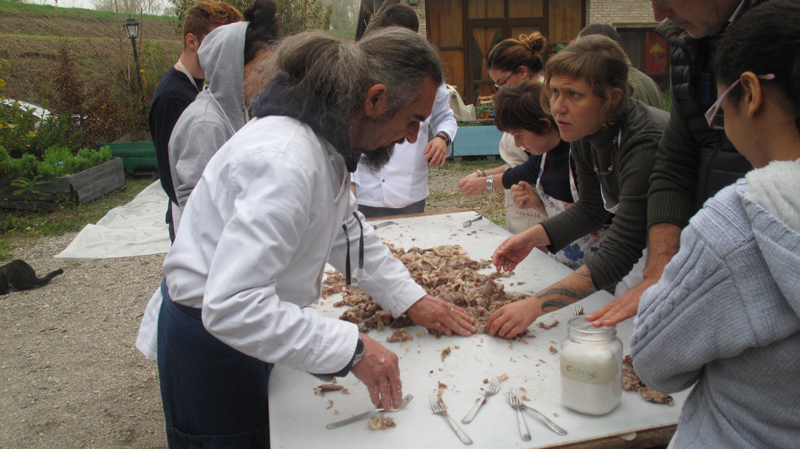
[631,160,800,448]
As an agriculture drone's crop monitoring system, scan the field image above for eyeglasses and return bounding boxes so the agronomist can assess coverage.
[494,71,515,89]
[704,74,775,130]
[342,212,365,288]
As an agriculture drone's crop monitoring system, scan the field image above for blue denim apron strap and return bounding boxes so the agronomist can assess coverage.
[157,278,273,448]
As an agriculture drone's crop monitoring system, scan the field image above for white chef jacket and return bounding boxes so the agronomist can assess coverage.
[136,115,426,375]
[352,81,457,208]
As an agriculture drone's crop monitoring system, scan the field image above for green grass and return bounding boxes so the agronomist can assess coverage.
[0,177,153,261]
[0,0,172,22]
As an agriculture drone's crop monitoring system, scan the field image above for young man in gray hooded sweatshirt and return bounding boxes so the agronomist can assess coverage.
[167,0,279,230]
[135,0,278,364]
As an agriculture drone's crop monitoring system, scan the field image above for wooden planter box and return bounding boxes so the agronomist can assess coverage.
[453,120,503,162]
[0,157,126,212]
[105,141,157,175]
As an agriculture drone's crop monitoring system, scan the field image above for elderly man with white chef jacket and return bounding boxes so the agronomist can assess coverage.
[136,27,476,449]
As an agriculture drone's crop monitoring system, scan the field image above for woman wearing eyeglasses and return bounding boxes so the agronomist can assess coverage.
[487,35,669,338]
[631,1,800,447]
[458,32,553,235]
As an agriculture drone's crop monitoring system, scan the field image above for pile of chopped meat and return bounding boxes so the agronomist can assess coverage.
[386,328,413,343]
[324,244,529,335]
[368,415,396,430]
[622,355,674,406]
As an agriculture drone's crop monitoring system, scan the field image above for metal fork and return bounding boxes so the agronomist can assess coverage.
[326,394,414,429]
[428,395,473,445]
[504,389,531,441]
[508,387,568,436]
[462,377,500,424]
[573,304,584,316]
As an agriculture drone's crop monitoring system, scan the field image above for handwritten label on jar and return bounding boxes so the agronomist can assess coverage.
[560,355,619,384]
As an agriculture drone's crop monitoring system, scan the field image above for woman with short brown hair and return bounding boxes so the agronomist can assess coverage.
[487,35,669,338]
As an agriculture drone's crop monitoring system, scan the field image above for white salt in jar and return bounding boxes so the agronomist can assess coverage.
[560,316,623,415]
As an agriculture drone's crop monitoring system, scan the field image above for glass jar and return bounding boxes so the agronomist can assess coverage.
[560,316,623,415]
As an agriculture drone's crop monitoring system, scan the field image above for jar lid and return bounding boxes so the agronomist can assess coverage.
[566,316,617,340]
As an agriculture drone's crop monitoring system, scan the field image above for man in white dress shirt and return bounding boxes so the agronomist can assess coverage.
[352,4,457,218]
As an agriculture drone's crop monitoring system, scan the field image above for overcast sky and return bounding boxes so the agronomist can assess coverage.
[38,0,114,11]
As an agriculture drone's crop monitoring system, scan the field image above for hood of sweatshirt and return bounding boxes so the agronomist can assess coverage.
[743,159,800,318]
[249,71,359,172]
[198,21,248,132]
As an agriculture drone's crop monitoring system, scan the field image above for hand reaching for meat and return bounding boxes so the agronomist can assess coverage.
[485,297,543,339]
[492,233,537,272]
[350,333,403,410]
[406,295,476,337]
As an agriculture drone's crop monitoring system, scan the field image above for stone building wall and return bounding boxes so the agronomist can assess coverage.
[402,0,428,38]
[587,0,658,26]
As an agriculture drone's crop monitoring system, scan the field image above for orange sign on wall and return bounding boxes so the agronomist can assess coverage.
[646,32,668,73]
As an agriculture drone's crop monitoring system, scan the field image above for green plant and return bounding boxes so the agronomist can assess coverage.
[475,102,495,118]
[11,175,50,198]
[0,145,112,180]
[662,89,671,112]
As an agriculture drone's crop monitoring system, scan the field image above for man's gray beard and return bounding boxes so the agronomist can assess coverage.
[360,144,395,172]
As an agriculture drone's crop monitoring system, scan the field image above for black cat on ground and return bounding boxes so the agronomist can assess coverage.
[0,260,64,295]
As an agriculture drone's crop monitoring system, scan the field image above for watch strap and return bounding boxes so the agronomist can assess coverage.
[351,335,365,366]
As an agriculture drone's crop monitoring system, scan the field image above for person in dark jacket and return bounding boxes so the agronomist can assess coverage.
[587,0,765,328]
[148,0,241,242]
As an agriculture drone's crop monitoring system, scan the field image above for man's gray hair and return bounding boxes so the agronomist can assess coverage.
[360,27,444,118]
[267,27,442,121]
[268,31,370,121]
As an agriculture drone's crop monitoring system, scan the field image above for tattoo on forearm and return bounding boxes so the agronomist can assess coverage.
[536,266,596,310]
[541,300,569,310]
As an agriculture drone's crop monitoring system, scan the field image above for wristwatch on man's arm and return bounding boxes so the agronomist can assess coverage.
[312,334,365,381]
[351,335,365,366]
[485,175,495,191]
[435,131,451,146]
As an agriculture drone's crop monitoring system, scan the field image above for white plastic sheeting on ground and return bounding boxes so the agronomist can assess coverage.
[55,181,171,260]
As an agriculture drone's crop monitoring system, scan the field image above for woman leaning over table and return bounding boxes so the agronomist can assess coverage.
[458,32,550,234]
[492,80,608,269]
[632,1,800,446]
[487,35,669,338]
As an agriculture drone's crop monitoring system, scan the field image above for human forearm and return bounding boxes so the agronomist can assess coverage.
[585,224,681,327]
[643,223,681,280]
[333,210,426,317]
[536,265,597,312]
[486,265,596,338]
[502,155,539,189]
[485,165,507,176]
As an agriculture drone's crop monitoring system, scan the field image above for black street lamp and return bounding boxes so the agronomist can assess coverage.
[123,16,143,98]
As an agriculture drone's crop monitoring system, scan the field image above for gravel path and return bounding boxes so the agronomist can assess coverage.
[0,164,504,448]
[0,233,166,448]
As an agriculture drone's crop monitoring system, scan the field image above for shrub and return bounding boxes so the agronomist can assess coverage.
[0,145,112,180]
